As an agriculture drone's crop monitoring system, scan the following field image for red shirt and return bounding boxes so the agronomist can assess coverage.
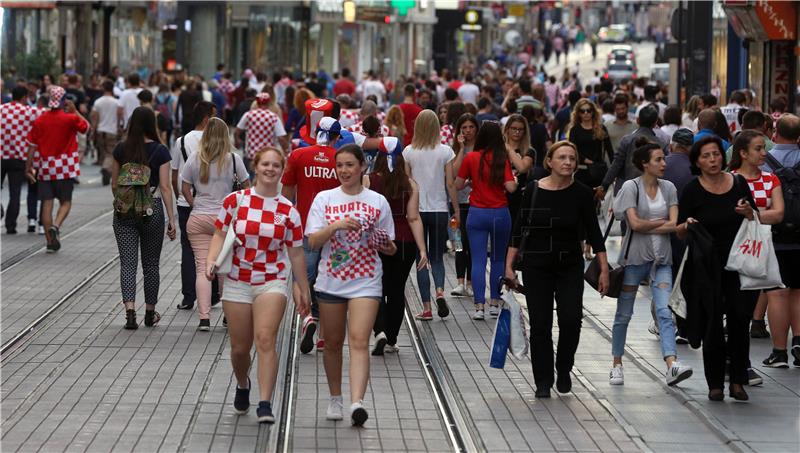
[281,144,340,228]
[732,170,781,210]
[398,103,423,146]
[333,78,356,97]
[457,150,514,208]
[26,109,88,159]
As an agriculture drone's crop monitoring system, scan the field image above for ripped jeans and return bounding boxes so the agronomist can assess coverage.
[611,263,677,360]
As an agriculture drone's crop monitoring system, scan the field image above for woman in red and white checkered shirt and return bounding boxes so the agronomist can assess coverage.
[205,147,311,424]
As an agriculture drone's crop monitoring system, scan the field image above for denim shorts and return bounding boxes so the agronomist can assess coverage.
[315,291,381,304]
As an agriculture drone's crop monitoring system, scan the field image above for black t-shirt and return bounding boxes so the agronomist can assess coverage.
[678,174,756,264]
[507,147,537,221]
[65,88,87,111]
[112,141,172,189]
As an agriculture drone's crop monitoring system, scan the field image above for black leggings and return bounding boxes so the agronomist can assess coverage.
[374,240,418,345]
[522,262,584,389]
[113,201,165,305]
[455,203,472,281]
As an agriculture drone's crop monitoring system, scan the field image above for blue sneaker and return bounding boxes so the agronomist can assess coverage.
[233,379,250,414]
[257,401,275,424]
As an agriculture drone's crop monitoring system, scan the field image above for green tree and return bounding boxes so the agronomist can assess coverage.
[13,39,60,80]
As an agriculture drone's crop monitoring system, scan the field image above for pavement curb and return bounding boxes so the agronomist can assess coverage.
[581,307,755,453]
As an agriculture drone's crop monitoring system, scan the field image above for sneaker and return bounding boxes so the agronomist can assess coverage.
[791,337,800,367]
[750,320,770,338]
[372,332,387,356]
[144,310,161,327]
[435,296,450,318]
[316,339,325,351]
[666,361,693,386]
[648,319,660,338]
[762,349,789,368]
[37,225,45,235]
[176,300,194,310]
[350,401,368,426]
[233,379,251,414]
[198,319,210,331]
[48,226,61,252]
[675,335,689,345]
[464,285,474,297]
[222,316,227,328]
[5,227,16,235]
[746,368,763,386]
[488,305,499,318]
[256,401,275,424]
[451,284,467,296]
[415,310,433,321]
[384,344,400,353]
[472,309,485,320]
[27,219,36,233]
[609,365,624,385]
[46,243,57,253]
[300,316,317,355]
[556,373,572,393]
[326,396,343,420]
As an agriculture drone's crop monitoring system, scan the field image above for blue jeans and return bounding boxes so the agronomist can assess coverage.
[611,263,677,359]
[416,211,448,302]
[467,206,511,304]
[303,236,321,319]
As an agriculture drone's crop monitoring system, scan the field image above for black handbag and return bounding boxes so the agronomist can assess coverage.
[513,180,539,271]
[584,182,638,298]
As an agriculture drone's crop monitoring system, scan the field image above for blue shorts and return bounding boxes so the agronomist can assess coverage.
[315,291,381,304]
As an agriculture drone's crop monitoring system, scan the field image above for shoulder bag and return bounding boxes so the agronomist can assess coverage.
[213,192,244,275]
[231,153,245,191]
[513,180,539,271]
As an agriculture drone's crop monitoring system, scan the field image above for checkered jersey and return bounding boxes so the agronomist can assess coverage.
[218,79,235,109]
[37,151,80,181]
[215,189,303,285]
[733,170,781,210]
[440,124,454,146]
[1,102,35,161]
[237,108,283,159]
[346,121,390,137]
[376,111,386,123]
[339,109,360,129]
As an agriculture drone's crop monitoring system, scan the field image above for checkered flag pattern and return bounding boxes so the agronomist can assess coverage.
[241,109,281,159]
[38,151,81,181]
[440,124,454,146]
[1,102,35,161]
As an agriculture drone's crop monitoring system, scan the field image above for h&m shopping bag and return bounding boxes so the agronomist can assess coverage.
[725,214,770,279]
[489,307,511,369]
[668,248,689,319]
[739,242,785,290]
[501,290,529,359]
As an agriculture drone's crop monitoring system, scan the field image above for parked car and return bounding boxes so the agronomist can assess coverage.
[603,63,637,82]
[598,24,629,43]
[607,45,635,64]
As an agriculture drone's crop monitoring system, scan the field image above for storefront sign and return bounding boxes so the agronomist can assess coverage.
[508,4,526,17]
[770,41,793,104]
[461,9,482,31]
[755,0,796,40]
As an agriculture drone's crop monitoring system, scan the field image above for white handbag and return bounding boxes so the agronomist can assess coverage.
[725,213,770,279]
[668,248,689,319]
[213,192,243,275]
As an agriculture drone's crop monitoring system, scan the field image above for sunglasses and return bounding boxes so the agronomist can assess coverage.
[508,127,525,133]
[578,108,594,114]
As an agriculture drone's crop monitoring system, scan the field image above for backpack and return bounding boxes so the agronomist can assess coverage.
[765,153,800,240]
[114,160,155,220]
[155,94,173,128]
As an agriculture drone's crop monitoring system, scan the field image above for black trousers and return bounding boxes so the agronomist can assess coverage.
[454,203,472,280]
[177,205,219,306]
[1,159,26,230]
[703,270,758,389]
[374,240,418,345]
[522,261,585,389]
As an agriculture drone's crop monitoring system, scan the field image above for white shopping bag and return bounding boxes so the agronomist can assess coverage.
[669,248,688,319]
[725,214,769,279]
[501,290,529,360]
[739,243,785,290]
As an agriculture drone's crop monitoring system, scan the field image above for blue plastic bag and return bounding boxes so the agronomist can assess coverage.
[489,307,511,369]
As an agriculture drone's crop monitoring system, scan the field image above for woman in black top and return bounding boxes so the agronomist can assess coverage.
[503,113,535,222]
[505,141,609,399]
[112,107,177,329]
[676,135,758,402]
[520,105,552,181]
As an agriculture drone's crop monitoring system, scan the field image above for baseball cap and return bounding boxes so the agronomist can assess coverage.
[671,128,694,147]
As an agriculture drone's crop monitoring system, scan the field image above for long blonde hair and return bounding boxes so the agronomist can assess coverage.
[410,110,441,149]
[198,117,232,184]
[385,105,407,139]
[567,98,606,141]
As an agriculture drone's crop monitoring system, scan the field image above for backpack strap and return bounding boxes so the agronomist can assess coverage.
[231,153,238,182]
[180,136,188,162]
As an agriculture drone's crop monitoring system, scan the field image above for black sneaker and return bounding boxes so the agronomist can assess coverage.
[435,296,450,319]
[6,227,17,234]
[762,349,789,368]
[750,320,770,338]
[198,319,210,331]
[256,401,275,424]
[746,368,763,386]
[144,310,160,327]
[48,226,61,252]
[233,379,250,414]
[535,387,551,398]
[556,372,572,394]
[675,334,689,345]
[300,316,317,354]
[124,309,138,330]
[176,300,194,310]
[791,337,800,367]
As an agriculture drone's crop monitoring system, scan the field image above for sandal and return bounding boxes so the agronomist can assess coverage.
[124,309,138,330]
[144,310,161,327]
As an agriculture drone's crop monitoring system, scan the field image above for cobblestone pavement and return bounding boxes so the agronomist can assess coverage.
[2,181,799,452]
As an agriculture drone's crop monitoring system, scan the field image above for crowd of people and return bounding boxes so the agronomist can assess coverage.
[2,59,798,427]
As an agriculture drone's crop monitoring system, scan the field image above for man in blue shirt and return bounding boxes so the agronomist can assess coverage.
[693,109,729,150]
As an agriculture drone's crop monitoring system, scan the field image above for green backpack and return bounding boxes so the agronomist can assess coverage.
[114,161,155,220]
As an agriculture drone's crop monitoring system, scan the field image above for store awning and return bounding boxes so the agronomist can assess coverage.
[724,0,797,41]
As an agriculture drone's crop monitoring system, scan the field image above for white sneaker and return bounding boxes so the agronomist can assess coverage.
[326,396,343,420]
[451,284,466,296]
[350,401,368,426]
[609,365,624,385]
[666,361,693,386]
[648,319,660,337]
[472,309,485,320]
[384,344,400,353]
[488,305,499,318]
[371,332,387,356]
[464,286,473,297]
[37,225,45,235]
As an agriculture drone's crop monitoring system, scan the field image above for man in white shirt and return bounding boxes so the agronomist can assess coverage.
[171,101,219,310]
[457,74,481,106]
[356,70,387,106]
[118,73,143,129]
[89,80,122,185]
[721,90,747,133]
